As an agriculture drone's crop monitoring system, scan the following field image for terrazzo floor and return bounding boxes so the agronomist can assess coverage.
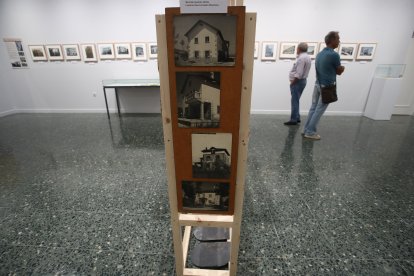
[0,113,413,275]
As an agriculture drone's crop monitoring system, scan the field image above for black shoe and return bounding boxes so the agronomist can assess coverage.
[298,120,301,123]
[284,121,298,126]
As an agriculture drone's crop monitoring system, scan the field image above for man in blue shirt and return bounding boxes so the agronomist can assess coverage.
[303,31,345,140]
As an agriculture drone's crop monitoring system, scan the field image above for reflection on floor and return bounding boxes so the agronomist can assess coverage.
[0,113,413,275]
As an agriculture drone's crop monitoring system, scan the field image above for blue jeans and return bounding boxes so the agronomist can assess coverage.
[304,83,329,136]
[289,79,307,122]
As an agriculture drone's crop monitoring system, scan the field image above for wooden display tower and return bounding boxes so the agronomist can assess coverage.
[156,1,256,275]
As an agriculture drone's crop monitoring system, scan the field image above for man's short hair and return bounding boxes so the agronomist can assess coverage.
[298,42,308,52]
[325,31,339,45]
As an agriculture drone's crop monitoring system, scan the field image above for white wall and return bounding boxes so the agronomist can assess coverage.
[394,38,414,115]
[245,0,414,115]
[0,0,413,116]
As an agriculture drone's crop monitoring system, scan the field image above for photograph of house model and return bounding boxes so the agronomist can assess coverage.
[176,72,220,128]
[182,181,229,211]
[192,133,232,179]
[173,14,237,66]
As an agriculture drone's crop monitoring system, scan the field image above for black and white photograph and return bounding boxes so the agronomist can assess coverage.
[81,44,97,62]
[148,42,157,59]
[45,45,63,61]
[261,42,277,61]
[339,43,357,60]
[279,42,298,59]
[28,45,47,61]
[176,72,220,128]
[131,42,147,61]
[306,42,318,59]
[115,43,132,59]
[98,43,115,60]
[192,133,232,179]
[356,43,376,60]
[15,41,23,52]
[182,181,229,211]
[173,14,237,66]
[62,44,81,61]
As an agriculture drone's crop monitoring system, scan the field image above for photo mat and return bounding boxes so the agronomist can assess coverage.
[63,44,81,61]
[97,43,115,60]
[28,45,47,61]
[45,45,63,61]
[261,42,277,61]
[81,44,97,62]
[279,42,298,59]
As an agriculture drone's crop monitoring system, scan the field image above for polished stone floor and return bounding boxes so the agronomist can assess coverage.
[0,113,413,275]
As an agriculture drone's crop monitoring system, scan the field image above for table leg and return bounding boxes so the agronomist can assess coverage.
[115,88,121,117]
[103,87,110,119]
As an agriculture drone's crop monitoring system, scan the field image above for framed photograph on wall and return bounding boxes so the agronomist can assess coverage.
[356,43,377,60]
[254,41,259,59]
[81,44,97,62]
[306,42,319,59]
[28,45,47,61]
[339,43,358,60]
[114,43,132,59]
[148,42,158,59]
[192,133,232,179]
[97,43,115,60]
[131,42,147,61]
[62,44,81,61]
[182,181,229,211]
[319,42,339,53]
[279,42,298,59]
[261,41,277,61]
[45,45,63,61]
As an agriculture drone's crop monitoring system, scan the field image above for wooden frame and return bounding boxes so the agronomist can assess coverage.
[279,42,298,59]
[356,43,377,60]
[80,43,98,62]
[156,3,255,276]
[254,41,259,59]
[131,42,148,61]
[62,44,81,61]
[260,41,277,61]
[28,45,47,61]
[114,43,132,59]
[45,44,64,61]
[97,43,115,60]
[338,43,358,60]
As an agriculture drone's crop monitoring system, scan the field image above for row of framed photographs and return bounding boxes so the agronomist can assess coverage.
[256,41,377,61]
[28,42,158,62]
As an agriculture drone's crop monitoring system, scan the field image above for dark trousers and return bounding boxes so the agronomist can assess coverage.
[289,78,307,122]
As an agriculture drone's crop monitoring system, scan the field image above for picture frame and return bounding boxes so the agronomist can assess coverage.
[114,43,132,59]
[306,42,319,59]
[254,41,259,59]
[148,42,158,59]
[173,14,238,66]
[356,43,377,60]
[81,44,97,62]
[279,42,298,59]
[319,42,339,53]
[28,45,47,61]
[261,41,277,61]
[62,44,81,61]
[97,43,115,60]
[45,44,64,61]
[339,43,358,60]
[131,42,147,61]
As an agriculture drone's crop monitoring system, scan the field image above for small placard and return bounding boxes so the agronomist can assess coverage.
[180,0,227,13]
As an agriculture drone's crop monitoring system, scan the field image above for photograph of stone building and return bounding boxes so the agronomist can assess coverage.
[176,72,220,128]
[173,14,237,66]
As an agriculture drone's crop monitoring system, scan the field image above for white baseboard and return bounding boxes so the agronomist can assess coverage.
[393,105,413,115]
[0,109,17,117]
[251,109,363,116]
